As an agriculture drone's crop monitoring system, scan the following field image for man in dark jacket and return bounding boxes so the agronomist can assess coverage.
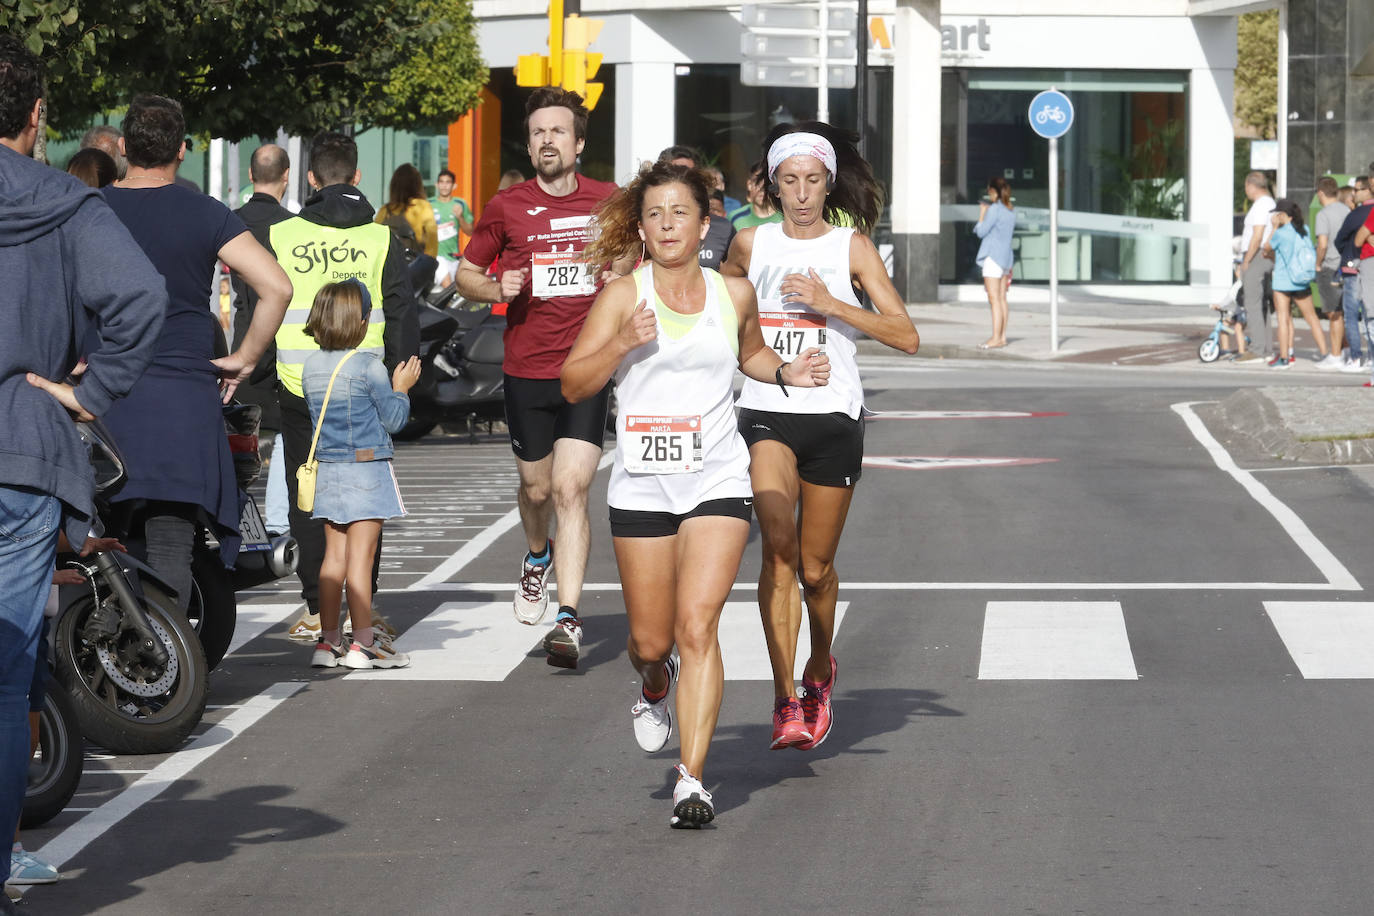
[1333,175,1372,370]
[266,132,418,640]
[0,34,165,880]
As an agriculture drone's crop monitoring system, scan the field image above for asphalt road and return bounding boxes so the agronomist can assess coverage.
[19,358,1374,915]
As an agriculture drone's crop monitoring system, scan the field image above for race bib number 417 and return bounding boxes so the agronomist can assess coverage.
[759,311,826,359]
[531,251,596,299]
[623,415,704,475]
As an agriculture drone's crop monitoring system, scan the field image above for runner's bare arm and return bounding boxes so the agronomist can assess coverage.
[728,275,829,388]
[777,233,918,355]
[456,257,527,303]
[720,226,755,278]
[561,275,653,402]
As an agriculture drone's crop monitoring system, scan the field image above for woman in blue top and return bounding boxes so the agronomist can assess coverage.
[1264,198,1329,369]
[973,176,1015,349]
[301,280,421,671]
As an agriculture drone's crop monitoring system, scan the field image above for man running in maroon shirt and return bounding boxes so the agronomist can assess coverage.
[457,87,621,666]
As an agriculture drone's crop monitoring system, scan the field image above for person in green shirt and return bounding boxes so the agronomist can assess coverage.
[431,168,475,287]
[728,161,783,231]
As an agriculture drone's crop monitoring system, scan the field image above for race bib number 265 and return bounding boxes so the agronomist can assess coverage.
[531,251,596,299]
[623,415,704,475]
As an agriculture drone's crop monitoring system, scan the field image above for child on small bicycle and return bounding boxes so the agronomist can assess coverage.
[1211,279,1253,360]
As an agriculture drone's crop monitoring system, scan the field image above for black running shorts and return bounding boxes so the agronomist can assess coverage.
[504,375,611,462]
[737,408,863,487]
[609,497,754,538]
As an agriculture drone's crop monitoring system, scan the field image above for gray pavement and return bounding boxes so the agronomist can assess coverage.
[899,296,1374,461]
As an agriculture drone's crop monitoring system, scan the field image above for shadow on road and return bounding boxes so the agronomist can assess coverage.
[648,687,964,818]
[33,782,344,915]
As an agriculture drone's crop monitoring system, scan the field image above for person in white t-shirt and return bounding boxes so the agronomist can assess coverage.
[1237,171,1277,357]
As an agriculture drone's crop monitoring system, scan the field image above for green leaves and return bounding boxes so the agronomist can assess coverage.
[1,0,488,139]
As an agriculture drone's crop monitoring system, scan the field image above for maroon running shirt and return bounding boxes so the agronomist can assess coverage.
[463,176,619,379]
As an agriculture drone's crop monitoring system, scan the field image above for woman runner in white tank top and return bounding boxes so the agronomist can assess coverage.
[563,162,829,829]
[722,122,919,752]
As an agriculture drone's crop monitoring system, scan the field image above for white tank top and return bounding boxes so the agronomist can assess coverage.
[608,264,752,513]
[736,222,865,419]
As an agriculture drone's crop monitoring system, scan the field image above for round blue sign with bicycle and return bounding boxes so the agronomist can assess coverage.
[1029,89,1074,139]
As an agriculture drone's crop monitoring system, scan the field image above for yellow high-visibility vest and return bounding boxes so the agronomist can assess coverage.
[270,218,389,397]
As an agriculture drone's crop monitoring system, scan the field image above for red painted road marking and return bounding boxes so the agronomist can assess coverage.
[862,456,1059,470]
[866,410,1065,420]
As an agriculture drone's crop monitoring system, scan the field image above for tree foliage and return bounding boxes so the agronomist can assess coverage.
[1236,10,1278,140]
[0,0,488,140]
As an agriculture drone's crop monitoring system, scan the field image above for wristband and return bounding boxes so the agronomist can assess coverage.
[775,365,789,397]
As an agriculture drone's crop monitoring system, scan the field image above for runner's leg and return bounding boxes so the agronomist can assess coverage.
[548,437,602,613]
[615,535,678,693]
[749,439,804,700]
[514,454,554,555]
[796,481,856,685]
[673,515,749,778]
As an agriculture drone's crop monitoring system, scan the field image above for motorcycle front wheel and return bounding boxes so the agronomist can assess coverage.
[22,683,85,828]
[54,580,209,755]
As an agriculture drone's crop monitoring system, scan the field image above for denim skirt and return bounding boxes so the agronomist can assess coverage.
[311,459,406,524]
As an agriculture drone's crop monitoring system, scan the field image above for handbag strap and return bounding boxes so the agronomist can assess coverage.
[304,350,359,466]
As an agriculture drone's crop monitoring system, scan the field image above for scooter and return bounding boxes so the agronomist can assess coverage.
[52,420,209,756]
[396,286,506,441]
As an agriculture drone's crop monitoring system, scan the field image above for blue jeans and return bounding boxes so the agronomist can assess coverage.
[265,432,288,532]
[1342,273,1366,361]
[0,485,60,839]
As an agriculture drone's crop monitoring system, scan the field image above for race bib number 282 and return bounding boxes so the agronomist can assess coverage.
[531,251,596,299]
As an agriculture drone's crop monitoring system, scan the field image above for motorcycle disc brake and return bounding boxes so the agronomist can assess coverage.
[95,615,179,697]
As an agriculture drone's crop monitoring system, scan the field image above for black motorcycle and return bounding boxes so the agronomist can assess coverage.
[22,659,83,828]
[396,287,505,441]
[52,420,210,756]
[187,403,298,670]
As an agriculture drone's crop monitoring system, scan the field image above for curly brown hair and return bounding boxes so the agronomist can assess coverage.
[583,161,714,267]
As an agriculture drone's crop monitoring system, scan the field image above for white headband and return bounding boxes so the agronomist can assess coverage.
[767,132,837,182]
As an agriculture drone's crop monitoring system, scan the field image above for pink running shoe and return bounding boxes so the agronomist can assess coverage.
[770,696,812,750]
[797,655,837,750]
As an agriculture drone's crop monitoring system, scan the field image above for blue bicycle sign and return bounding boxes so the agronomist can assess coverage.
[1029,89,1074,139]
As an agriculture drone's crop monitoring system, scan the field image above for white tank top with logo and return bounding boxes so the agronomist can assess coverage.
[736,222,864,419]
[608,264,752,514]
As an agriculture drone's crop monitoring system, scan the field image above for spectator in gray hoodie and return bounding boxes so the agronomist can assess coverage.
[0,34,165,873]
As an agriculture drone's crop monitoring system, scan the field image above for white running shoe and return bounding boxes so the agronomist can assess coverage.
[513,544,554,625]
[670,763,715,829]
[287,610,321,642]
[311,639,348,669]
[631,655,680,752]
[1316,354,1344,370]
[543,614,582,666]
[1341,357,1369,373]
[341,634,410,669]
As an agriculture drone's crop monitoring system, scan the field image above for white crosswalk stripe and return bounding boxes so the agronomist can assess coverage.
[1264,601,1374,678]
[978,601,1138,680]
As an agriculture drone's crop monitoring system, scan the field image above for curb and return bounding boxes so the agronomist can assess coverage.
[1211,388,1374,464]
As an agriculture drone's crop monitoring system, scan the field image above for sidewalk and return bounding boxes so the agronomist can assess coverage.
[892,298,1374,464]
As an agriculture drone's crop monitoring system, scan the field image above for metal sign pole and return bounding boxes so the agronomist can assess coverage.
[817,0,830,122]
[1049,135,1059,354]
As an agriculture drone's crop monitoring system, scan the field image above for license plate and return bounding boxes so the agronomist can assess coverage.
[239,495,270,549]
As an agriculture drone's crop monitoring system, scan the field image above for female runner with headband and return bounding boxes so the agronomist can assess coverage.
[562,161,828,827]
[722,122,919,751]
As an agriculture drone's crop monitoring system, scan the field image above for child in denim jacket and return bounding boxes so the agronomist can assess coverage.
[301,279,420,670]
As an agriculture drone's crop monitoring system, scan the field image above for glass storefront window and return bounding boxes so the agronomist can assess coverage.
[942,68,1189,284]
